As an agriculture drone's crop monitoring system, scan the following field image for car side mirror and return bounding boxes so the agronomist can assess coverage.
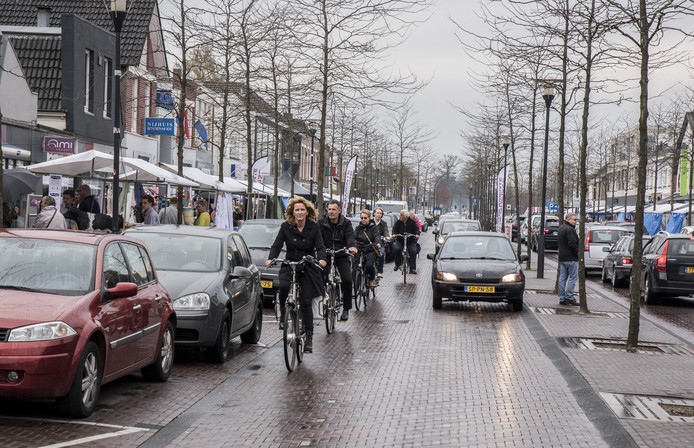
[602,246,610,252]
[426,253,435,260]
[520,254,529,262]
[432,229,438,235]
[103,282,138,301]
[231,265,253,278]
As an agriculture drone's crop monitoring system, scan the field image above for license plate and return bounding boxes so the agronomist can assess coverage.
[687,267,694,273]
[465,285,495,293]
[598,261,602,267]
[261,280,273,288]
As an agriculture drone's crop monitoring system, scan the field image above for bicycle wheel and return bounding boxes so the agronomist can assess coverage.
[402,254,408,284]
[283,304,297,372]
[325,284,337,334]
[296,310,304,363]
[363,272,371,308]
[354,270,363,310]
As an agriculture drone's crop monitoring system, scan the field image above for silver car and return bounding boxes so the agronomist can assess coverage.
[125,225,263,363]
[584,226,629,272]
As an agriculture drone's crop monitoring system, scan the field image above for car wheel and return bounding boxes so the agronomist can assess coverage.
[612,270,622,288]
[57,341,102,418]
[142,320,175,382]
[241,301,263,344]
[511,298,523,312]
[206,310,231,363]
[601,266,609,283]
[643,275,659,305]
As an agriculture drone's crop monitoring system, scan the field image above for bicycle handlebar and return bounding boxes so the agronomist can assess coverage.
[391,233,418,239]
[269,255,323,270]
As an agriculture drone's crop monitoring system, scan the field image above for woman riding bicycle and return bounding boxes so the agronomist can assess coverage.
[373,207,390,278]
[266,197,327,353]
[353,209,382,288]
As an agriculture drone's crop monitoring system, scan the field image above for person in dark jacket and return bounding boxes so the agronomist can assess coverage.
[267,197,327,353]
[373,207,390,277]
[557,212,579,306]
[353,209,382,289]
[76,184,101,214]
[318,200,357,322]
[392,209,421,274]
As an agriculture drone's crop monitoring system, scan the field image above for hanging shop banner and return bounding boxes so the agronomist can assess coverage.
[496,166,508,232]
[145,118,175,135]
[680,147,688,197]
[44,136,75,154]
[251,156,269,183]
[341,155,358,216]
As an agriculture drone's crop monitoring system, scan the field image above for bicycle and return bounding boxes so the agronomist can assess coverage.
[354,244,378,310]
[324,248,350,334]
[269,256,320,372]
[392,233,418,285]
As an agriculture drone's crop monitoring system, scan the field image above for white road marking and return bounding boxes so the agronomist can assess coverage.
[39,427,149,448]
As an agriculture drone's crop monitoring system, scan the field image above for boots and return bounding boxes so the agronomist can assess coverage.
[339,309,349,322]
[304,330,313,353]
[279,309,285,330]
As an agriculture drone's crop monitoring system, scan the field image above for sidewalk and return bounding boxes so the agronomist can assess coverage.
[523,263,694,448]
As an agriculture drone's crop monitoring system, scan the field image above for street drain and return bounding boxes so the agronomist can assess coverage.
[557,337,694,356]
[600,393,694,422]
[371,319,410,325]
[531,307,627,318]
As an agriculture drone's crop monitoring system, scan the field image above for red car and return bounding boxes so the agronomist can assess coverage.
[0,229,176,417]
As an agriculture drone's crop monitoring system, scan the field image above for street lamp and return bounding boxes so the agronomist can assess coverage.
[538,79,555,279]
[307,118,318,206]
[501,133,510,233]
[110,0,127,233]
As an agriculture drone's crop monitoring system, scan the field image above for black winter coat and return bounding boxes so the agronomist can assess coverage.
[268,220,327,262]
[318,215,356,258]
[392,218,420,244]
[354,220,382,258]
[557,222,579,262]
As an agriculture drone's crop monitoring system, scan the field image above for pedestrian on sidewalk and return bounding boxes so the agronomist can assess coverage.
[557,212,579,306]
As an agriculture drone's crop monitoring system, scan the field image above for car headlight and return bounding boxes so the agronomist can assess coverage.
[174,292,211,311]
[436,272,458,282]
[437,237,445,245]
[8,321,77,342]
[501,273,523,283]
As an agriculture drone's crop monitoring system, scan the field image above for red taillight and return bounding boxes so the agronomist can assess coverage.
[621,257,632,265]
[544,229,551,234]
[656,241,669,272]
[585,230,590,251]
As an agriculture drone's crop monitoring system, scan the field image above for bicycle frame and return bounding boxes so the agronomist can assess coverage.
[324,249,348,333]
[392,233,417,285]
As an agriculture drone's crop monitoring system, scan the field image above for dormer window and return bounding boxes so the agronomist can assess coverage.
[37,7,51,27]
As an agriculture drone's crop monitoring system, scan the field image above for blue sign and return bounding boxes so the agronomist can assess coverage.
[548,202,558,211]
[156,92,174,110]
[145,118,175,135]
[230,164,236,178]
[473,199,477,205]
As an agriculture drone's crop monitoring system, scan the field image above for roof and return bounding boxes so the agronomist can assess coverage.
[6,33,62,110]
[0,0,156,68]
[0,228,120,244]
[447,231,504,238]
[123,224,237,239]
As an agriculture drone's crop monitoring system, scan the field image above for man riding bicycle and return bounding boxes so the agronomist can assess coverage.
[319,200,358,322]
[392,209,420,274]
[353,209,382,288]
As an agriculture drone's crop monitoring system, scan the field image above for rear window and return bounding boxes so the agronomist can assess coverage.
[667,239,694,256]
[590,229,626,244]
[441,221,480,234]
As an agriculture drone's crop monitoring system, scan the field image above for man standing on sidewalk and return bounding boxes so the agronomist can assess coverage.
[557,212,579,305]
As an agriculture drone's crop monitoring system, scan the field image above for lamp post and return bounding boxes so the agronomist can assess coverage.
[501,133,510,234]
[110,0,126,233]
[308,118,318,206]
[538,80,555,279]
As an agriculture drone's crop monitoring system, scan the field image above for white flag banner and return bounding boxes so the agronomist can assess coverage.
[341,155,358,216]
[496,166,509,232]
[250,156,269,183]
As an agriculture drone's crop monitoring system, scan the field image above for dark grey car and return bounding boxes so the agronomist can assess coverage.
[238,219,284,306]
[124,225,263,363]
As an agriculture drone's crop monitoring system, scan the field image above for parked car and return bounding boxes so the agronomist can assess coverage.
[415,213,428,232]
[521,214,558,244]
[237,219,284,306]
[640,232,694,304]
[601,234,651,287]
[511,214,526,242]
[124,225,263,363]
[0,229,176,417]
[530,219,560,251]
[680,226,694,236]
[584,226,629,272]
[427,231,528,311]
[374,200,408,215]
[433,218,482,253]
[603,221,636,233]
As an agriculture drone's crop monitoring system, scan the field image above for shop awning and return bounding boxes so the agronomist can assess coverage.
[27,150,113,176]
[119,157,199,187]
[2,144,32,160]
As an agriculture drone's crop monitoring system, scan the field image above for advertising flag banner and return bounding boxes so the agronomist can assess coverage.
[680,147,688,197]
[496,166,508,232]
[341,156,358,216]
[251,156,269,183]
[193,120,208,149]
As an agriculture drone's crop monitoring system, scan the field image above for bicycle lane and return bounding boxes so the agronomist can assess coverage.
[141,240,612,447]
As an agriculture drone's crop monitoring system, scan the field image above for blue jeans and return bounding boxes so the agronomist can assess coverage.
[394,240,418,271]
[558,261,578,302]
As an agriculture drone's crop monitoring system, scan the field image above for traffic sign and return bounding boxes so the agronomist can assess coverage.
[548,202,558,211]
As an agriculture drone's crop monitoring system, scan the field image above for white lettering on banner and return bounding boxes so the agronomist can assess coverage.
[496,166,507,232]
[341,155,358,216]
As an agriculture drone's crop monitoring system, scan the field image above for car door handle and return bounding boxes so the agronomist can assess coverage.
[133,304,142,310]
[155,296,163,302]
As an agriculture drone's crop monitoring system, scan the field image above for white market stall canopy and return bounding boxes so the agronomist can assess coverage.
[27,150,113,176]
[241,180,291,197]
[118,157,199,187]
[159,163,246,193]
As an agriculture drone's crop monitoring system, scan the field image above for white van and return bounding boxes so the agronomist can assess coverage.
[375,200,408,215]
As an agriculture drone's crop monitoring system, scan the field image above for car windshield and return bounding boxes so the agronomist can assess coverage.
[132,233,222,272]
[377,203,406,214]
[238,223,281,248]
[590,229,626,244]
[0,238,96,295]
[440,221,481,234]
[439,236,516,260]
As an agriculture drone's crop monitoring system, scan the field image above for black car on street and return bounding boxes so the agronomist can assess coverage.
[640,232,694,304]
[237,219,285,307]
[601,234,651,287]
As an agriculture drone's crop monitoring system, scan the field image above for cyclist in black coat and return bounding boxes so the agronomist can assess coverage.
[267,197,327,353]
[318,199,357,322]
[392,209,421,274]
[354,209,382,288]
